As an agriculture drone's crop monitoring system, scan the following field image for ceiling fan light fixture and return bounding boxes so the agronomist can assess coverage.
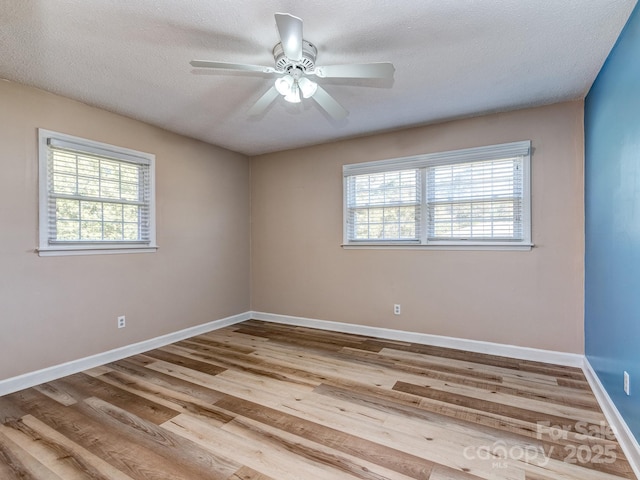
[275,75,294,96]
[275,74,307,103]
[275,75,316,104]
[298,77,317,98]
[284,84,301,103]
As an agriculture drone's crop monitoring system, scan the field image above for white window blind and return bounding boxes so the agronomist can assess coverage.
[38,129,157,256]
[427,157,523,241]
[343,141,531,249]
[346,169,420,242]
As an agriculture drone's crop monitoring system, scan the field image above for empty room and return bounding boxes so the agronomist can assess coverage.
[1,1,639,479]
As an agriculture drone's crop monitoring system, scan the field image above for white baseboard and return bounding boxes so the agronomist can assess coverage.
[0,311,251,397]
[583,358,640,479]
[250,311,584,367]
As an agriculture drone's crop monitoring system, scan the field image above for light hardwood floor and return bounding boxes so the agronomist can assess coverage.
[0,320,636,479]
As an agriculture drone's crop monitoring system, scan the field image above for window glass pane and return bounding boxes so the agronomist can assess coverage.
[56,220,80,240]
[383,207,399,222]
[354,209,368,224]
[52,153,76,174]
[123,205,139,223]
[121,181,139,202]
[120,163,138,180]
[80,221,103,240]
[78,176,100,197]
[56,199,79,220]
[100,180,120,199]
[52,198,142,243]
[77,156,100,178]
[399,207,415,223]
[103,222,123,240]
[383,223,399,238]
[355,224,369,239]
[399,223,415,238]
[123,224,139,241]
[53,173,76,195]
[368,208,383,223]
[103,203,123,222]
[368,223,383,239]
[81,201,102,221]
[100,160,120,181]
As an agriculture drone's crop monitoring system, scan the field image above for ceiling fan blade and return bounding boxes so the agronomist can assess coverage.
[190,60,276,74]
[312,62,395,79]
[247,86,280,116]
[312,86,348,120]
[275,13,303,61]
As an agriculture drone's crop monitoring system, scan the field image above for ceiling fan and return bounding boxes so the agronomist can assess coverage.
[190,13,395,120]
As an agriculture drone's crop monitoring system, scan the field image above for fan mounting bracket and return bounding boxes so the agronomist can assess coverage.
[273,40,317,73]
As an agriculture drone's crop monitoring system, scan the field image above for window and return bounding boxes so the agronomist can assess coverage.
[343,141,531,249]
[38,129,157,256]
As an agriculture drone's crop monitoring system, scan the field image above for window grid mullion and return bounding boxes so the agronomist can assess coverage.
[420,167,428,244]
[50,192,146,207]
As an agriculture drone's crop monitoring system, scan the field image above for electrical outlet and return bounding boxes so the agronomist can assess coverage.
[393,304,401,315]
[117,316,126,329]
[624,371,630,395]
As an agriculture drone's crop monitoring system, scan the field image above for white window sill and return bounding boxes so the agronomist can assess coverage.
[37,245,158,257]
[341,243,533,251]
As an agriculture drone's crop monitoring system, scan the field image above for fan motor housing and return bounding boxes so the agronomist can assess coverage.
[273,40,317,73]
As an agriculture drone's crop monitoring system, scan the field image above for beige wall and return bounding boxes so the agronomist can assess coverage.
[251,101,585,353]
[0,80,585,382]
[0,80,250,379]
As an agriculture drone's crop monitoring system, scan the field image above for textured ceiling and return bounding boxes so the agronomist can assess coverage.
[0,1,636,155]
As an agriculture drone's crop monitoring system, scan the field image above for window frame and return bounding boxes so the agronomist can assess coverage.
[37,129,158,256]
[342,141,532,250]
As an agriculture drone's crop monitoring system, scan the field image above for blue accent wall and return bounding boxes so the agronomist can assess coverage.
[585,2,640,441]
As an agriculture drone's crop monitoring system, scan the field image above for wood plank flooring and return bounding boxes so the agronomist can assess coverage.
[0,320,636,479]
